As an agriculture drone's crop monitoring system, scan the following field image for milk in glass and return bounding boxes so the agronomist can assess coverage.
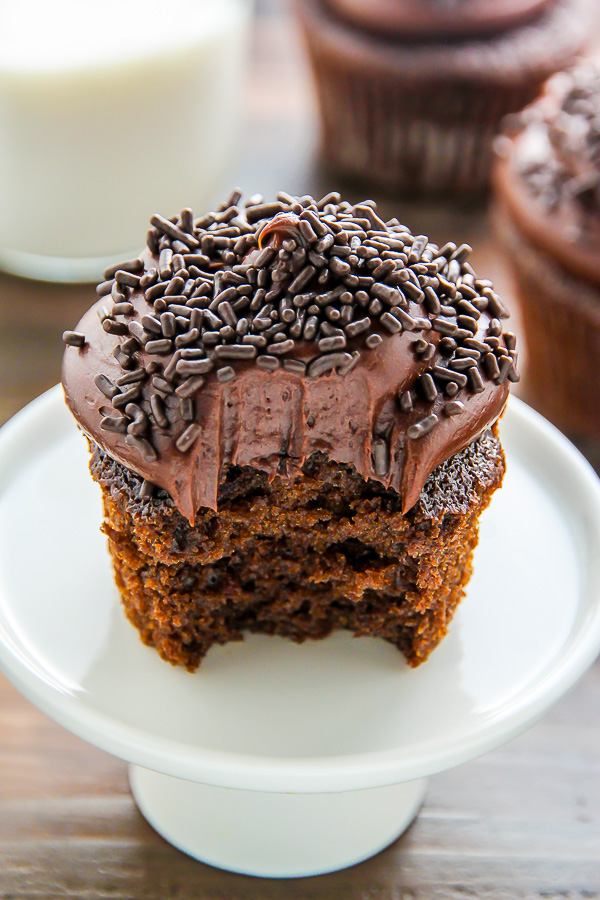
[0,0,250,280]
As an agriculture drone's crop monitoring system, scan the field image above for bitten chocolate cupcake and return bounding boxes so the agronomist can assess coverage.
[493,64,600,440]
[62,190,518,669]
[296,0,587,198]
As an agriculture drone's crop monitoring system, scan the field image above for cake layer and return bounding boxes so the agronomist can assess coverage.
[90,428,504,668]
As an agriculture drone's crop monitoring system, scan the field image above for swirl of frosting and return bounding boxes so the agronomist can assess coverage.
[494,64,600,285]
[324,0,553,39]
[62,191,517,523]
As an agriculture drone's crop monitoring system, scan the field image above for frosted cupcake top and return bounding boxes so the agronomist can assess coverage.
[324,0,553,39]
[62,191,517,522]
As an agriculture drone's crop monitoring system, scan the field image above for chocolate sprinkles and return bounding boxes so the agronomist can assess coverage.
[75,191,517,465]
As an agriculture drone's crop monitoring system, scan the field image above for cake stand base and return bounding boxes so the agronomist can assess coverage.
[3,392,600,880]
[129,765,427,878]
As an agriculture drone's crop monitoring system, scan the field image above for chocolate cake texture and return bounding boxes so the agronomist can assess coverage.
[62,190,517,668]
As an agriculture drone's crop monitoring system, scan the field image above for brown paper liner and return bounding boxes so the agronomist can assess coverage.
[311,65,540,197]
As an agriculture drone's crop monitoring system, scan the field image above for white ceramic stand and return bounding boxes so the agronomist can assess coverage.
[0,388,599,878]
[129,766,427,877]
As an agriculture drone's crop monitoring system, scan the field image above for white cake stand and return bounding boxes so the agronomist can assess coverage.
[0,387,599,878]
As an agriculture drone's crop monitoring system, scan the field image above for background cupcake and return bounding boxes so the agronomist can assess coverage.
[493,63,600,440]
[296,0,588,199]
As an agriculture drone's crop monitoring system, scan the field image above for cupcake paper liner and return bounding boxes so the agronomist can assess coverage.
[313,63,541,196]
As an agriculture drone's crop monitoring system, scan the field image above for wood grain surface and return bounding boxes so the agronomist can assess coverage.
[0,1,599,896]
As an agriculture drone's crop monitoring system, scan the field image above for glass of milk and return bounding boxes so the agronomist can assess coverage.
[0,0,251,282]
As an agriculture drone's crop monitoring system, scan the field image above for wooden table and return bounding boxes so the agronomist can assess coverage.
[1,2,599,896]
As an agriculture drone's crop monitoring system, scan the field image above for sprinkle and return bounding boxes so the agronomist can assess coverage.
[145,338,172,355]
[246,202,286,225]
[423,286,441,314]
[174,328,201,349]
[450,244,471,264]
[103,258,143,280]
[117,368,146,386]
[307,352,353,377]
[94,374,119,398]
[483,353,500,380]
[402,281,425,303]
[380,312,402,334]
[62,331,86,347]
[267,339,295,356]
[100,415,127,434]
[432,366,468,387]
[496,356,513,384]
[256,355,280,371]
[318,335,347,352]
[468,367,485,393]
[408,235,428,264]
[289,264,317,294]
[176,423,201,452]
[449,357,477,372]
[96,279,114,297]
[150,213,200,249]
[398,390,413,413]
[432,318,457,336]
[152,376,174,395]
[444,400,465,417]
[112,385,141,409]
[391,307,417,331]
[216,366,235,384]
[125,403,148,437]
[176,359,214,377]
[283,359,307,375]
[175,376,205,398]
[102,319,127,336]
[372,438,389,476]
[418,373,438,402]
[345,316,371,338]
[150,394,169,428]
[507,365,520,385]
[214,344,257,360]
[112,302,135,316]
[407,414,438,439]
[115,269,141,288]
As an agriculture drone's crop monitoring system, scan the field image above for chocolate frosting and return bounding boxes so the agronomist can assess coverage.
[494,65,600,286]
[325,0,553,39]
[62,193,515,524]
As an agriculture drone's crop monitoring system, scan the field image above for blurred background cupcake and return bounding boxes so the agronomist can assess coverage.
[492,63,600,441]
[295,0,589,200]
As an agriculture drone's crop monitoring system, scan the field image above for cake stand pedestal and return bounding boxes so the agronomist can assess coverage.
[129,767,427,877]
[0,388,599,878]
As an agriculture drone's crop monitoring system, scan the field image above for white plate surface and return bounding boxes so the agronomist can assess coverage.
[0,387,599,792]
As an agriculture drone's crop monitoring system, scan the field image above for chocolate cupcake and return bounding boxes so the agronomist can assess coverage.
[62,190,518,669]
[493,64,600,440]
[296,0,587,198]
